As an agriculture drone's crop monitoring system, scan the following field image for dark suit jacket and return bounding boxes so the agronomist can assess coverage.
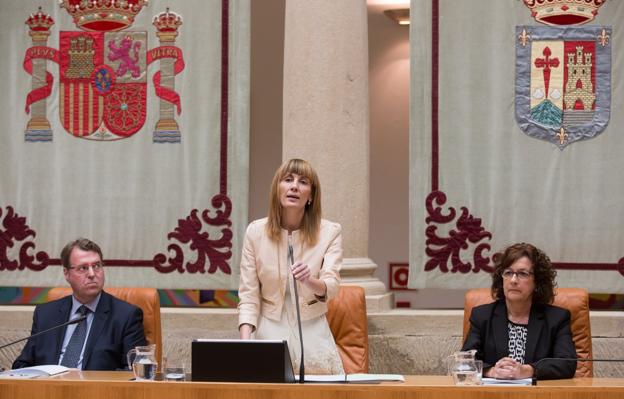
[13,290,147,370]
[461,300,577,380]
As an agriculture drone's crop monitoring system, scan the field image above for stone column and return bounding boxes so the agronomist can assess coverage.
[152,8,182,143]
[25,8,54,141]
[282,0,392,311]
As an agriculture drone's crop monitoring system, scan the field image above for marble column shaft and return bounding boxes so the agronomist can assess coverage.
[282,0,369,258]
[282,0,392,310]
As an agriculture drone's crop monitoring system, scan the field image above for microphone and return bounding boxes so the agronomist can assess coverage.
[0,314,87,352]
[530,357,624,384]
[288,239,305,384]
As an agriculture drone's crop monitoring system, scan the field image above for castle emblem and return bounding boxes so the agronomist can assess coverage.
[23,2,185,142]
[515,26,611,149]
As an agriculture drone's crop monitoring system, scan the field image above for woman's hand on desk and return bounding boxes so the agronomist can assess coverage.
[486,357,534,380]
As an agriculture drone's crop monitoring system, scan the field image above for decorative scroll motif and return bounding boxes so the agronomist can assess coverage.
[0,206,50,271]
[424,191,494,274]
[154,195,233,274]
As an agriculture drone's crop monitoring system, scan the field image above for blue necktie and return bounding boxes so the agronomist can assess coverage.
[60,305,89,368]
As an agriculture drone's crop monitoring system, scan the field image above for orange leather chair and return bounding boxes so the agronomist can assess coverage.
[326,285,369,373]
[47,287,162,369]
[462,287,592,377]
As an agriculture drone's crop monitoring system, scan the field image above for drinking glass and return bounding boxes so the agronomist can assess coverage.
[163,356,186,382]
[474,360,483,385]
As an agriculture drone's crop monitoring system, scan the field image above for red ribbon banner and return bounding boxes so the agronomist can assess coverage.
[23,46,59,113]
[147,45,185,115]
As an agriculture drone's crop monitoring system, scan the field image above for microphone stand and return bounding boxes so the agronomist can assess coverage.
[0,315,87,351]
[288,241,305,384]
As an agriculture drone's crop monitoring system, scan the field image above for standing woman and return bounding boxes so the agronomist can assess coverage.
[238,159,344,374]
[462,243,577,380]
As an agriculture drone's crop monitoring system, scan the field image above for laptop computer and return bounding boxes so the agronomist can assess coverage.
[191,339,295,383]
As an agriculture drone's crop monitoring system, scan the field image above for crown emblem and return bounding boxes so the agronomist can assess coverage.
[523,0,607,26]
[25,7,55,32]
[153,8,183,33]
[152,7,183,42]
[59,0,148,32]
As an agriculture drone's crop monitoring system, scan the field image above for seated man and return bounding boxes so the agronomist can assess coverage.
[13,238,147,370]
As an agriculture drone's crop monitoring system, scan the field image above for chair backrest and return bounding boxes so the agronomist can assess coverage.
[462,287,592,377]
[47,287,162,369]
[326,285,369,373]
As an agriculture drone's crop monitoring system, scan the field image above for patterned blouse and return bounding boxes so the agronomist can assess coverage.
[507,320,528,363]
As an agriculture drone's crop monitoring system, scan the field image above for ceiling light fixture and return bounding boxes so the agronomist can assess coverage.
[383,8,410,25]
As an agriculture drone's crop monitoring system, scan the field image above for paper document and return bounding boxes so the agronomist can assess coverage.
[0,365,69,379]
[298,373,405,383]
[482,377,532,386]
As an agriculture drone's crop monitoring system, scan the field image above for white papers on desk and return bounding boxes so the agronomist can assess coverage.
[482,377,532,386]
[298,373,405,383]
[0,365,69,379]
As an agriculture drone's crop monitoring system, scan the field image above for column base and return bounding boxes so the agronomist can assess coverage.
[26,118,51,130]
[25,118,52,142]
[155,119,179,131]
[154,119,181,143]
[340,257,394,312]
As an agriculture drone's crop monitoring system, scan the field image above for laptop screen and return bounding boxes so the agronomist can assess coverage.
[191,339,295,383]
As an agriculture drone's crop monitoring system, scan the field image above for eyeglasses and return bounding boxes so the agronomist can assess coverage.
[67,262,104,274]
[502,270,533,280]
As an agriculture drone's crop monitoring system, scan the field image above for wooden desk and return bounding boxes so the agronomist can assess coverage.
[1,371,624,399]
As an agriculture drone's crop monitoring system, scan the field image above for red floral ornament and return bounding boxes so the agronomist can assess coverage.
[424,191,494,274]
[0,206,50,271]
[154,195,233,274]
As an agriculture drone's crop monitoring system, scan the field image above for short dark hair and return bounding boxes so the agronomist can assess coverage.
[60,238,103,268]
[491,242,557,305]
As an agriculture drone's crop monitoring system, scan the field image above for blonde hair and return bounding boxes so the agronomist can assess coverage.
[267,159,321,246]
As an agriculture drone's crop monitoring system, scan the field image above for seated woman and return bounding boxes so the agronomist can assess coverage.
[237,158,344,374]
[462,243,577,380]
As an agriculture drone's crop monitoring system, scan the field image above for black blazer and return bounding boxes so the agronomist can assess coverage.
[461,300,577,380]
[13,291,147,370]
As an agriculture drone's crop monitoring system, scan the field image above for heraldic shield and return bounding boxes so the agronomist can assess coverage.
[24,3,185,143]
[59,31,147,139]
[515,26,611,149]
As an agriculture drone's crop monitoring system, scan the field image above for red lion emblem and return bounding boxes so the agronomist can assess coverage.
[108,36,142,79]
